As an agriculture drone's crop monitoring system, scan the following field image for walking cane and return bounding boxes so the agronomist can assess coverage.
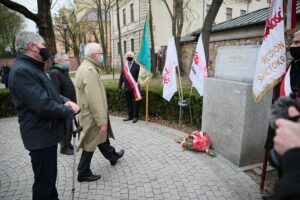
[71,112,83,200]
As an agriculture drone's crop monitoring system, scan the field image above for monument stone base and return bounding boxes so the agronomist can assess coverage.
[201,78,272,167]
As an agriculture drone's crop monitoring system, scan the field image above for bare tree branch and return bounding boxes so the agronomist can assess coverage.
[161,0,172,18]
[50,0,57,9]
[0,0,40,23]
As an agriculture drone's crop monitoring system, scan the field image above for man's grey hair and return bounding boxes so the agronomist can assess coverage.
[294,30,300,37]
[54,52,66,64]
[15,31,45,54]
[84,43,102,57]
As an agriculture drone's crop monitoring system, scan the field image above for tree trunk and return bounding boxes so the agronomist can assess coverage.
[37,0,56,62]
[0,0,57,66]
[163,0,185,74]
[148,0,156,76]
[95,0,109,72]
[116,0,123,68]
[202,0,223,63]
[174,0,184,75]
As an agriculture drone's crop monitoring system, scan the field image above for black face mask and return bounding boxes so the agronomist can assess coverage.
[39,47,49,61]
[127,57,133,62]
[290,47,300,59]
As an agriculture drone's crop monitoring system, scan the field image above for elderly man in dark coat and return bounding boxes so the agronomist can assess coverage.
[50,52,76,155]
[8,31,79,200]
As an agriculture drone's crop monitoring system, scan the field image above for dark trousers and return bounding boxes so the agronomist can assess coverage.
[264,125,283,178]
[3,76,8,88]
[29,145,58,200]
[125,90,140,119]
[77,138,119,176]
[98,137,120,161]
[60,119,72,152]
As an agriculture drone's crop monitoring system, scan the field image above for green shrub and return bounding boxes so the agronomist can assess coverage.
[0,81,203,128]
[104,81,203,128]
[0,88,16,118]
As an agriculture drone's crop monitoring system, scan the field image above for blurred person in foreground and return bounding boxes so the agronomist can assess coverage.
[8,31,79,200]
[273,106,300,200]
[265,30,300,154]
[263,31,300,200]
[75,43,124,182]
[50,52,76,155]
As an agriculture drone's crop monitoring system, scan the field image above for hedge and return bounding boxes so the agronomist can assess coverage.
[0,82,203,128]
[0,88,16,118]
[105,82,203,128]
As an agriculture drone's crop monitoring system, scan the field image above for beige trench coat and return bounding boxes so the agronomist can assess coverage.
[75,58,114,152]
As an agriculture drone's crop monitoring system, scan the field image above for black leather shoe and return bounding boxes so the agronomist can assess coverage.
[262,196,273,200]
[61,148,74,155]
[123,118,133,121]
[132,118,138,123]
[77,174,101,182]
[69,144,74,150]
[110,149,125,166]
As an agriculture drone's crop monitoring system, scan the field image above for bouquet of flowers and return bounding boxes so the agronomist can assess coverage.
[175,130,216,157]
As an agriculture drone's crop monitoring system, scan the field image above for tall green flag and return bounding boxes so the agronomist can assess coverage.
[137,15,151,86]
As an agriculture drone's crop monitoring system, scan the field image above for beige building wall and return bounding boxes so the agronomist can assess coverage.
[110,0,269,68]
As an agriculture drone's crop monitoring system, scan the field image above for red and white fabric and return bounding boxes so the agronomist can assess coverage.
[124,62,142,101]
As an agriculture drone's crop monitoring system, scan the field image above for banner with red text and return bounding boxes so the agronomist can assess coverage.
[252,0,286,102]
[163,36,178,101]
[189,34,208,96]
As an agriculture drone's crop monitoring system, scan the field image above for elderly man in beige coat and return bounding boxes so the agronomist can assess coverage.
[75,43,124,182]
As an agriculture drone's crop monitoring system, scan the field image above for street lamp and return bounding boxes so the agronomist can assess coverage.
[62,17,68,53]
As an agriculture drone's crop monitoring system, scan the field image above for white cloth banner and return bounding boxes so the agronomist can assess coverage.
[252,0,286,102]
[163,36,178,101]
[189,34,208,96]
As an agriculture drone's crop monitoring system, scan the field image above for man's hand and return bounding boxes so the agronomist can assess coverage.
[99,124,107,134]
[274,106,300,156]
[118,88,122,94]
[64,101,80,114]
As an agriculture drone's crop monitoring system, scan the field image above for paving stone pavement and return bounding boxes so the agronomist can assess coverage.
[0,116,262,200]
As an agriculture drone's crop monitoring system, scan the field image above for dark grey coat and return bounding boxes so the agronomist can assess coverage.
[8,55,74,150]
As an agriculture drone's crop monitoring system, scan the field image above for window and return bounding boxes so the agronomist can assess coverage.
[131,39,134,52]
[226,8,232,20]
[240,10,246,16]
[123,8,126,25]
[123,40,126,53]
[206,4,211,14]
[130,3,134,22]
[117,41,121,54]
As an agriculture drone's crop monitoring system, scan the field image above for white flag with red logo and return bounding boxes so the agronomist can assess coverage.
[189,34,208,96]
[252,0,286,102]
[163,36,178,101]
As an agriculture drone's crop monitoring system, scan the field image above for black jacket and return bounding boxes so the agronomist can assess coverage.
[118,61,140,92]
[8,55,74,151]
[274,148,300,200]
[265,59,300,151]
[50,67,76,102]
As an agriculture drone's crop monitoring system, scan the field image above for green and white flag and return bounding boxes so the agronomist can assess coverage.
[137,15,152,86]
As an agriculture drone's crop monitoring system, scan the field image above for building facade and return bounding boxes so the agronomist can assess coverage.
[180,3,300,76]
[109,0,269,68]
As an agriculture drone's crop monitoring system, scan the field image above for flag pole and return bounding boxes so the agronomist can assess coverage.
[146,80,149,124]
[177,66,184,101]
[188,85,193,102]
[176,72,182,100]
